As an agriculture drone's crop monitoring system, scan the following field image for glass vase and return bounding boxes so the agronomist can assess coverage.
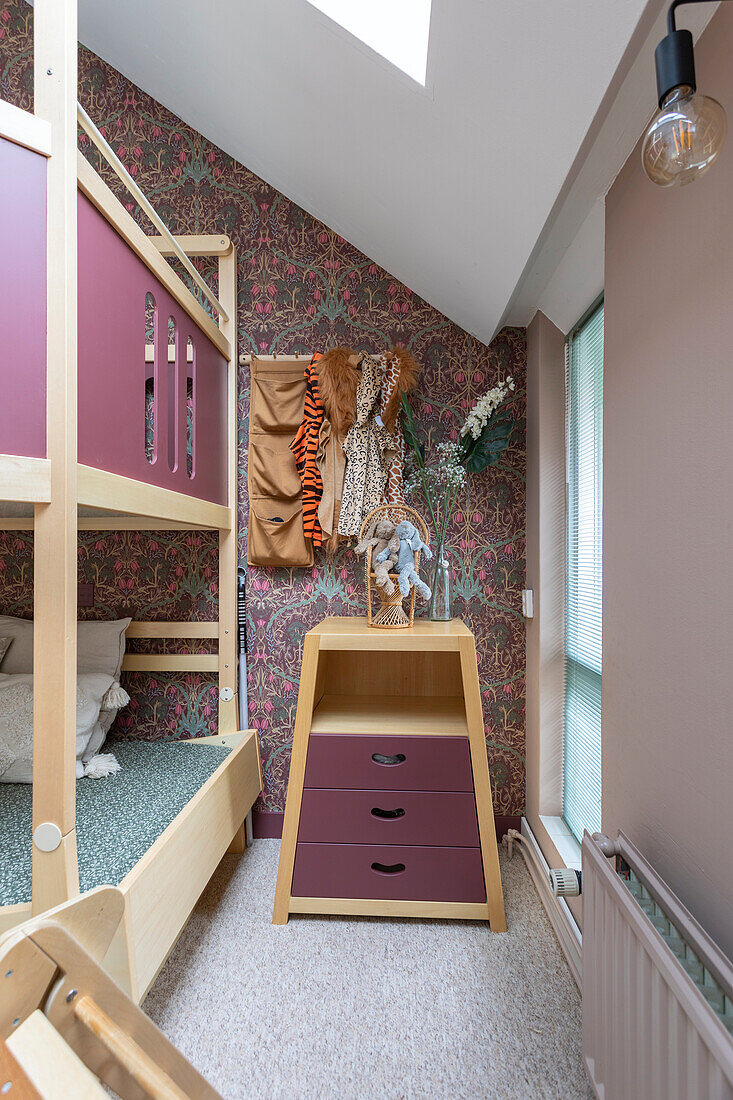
[428,537,452,621]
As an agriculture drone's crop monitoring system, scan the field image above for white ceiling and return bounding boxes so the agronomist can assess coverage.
[78,0,660,342]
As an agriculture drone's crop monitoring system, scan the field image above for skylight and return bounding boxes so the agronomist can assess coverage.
[307,0,432,85]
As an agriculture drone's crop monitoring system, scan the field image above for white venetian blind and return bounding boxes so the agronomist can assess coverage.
[564,301,603,841]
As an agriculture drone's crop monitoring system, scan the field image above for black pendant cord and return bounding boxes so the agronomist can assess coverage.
[667,0,732,35]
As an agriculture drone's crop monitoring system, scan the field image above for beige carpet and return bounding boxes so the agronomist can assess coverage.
[144,839,592,1100]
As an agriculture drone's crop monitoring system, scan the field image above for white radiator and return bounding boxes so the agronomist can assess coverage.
[582,831,733,1100]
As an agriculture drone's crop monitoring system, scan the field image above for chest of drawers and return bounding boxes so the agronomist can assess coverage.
[273,617,506,930]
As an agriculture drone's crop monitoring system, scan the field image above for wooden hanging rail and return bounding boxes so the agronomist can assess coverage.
[239,352,313,365]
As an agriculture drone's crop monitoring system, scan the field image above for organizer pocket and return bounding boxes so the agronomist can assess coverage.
[248,497,313,568]
[250,375,305,434]
[249,438,301,501]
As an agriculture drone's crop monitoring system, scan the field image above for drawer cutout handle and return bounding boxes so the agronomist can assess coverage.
[371,752,406,766]
[370,806,406,819]
[371,861,406,876]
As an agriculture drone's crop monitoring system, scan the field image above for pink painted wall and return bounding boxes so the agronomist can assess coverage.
[0,135,46,458]
[603,3,733,957]
[77,193,227,504]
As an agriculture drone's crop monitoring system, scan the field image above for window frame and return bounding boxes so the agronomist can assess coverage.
[563,295,604,842]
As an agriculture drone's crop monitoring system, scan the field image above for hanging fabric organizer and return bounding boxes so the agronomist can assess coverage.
[247,355,314,567]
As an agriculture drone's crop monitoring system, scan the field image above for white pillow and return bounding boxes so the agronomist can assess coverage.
[0,671,116,783]
[0,637,12,669]
[0,616,131,678]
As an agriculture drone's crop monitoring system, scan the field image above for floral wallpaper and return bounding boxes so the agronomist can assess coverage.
[0,0,527,816]
[0,529,220,742]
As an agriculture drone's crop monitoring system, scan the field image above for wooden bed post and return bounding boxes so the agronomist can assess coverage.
[218,244,238,735]
[30,0,80,914]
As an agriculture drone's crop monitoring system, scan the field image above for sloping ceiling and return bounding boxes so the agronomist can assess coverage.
[78,0,651,342]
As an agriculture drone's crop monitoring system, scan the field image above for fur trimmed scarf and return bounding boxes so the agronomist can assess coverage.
[315,347,361,441]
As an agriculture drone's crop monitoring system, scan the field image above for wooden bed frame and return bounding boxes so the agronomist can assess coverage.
[0,0,261,1003]
[105,730,261,1003]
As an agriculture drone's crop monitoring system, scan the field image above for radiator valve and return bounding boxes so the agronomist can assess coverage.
[549,867,582,897]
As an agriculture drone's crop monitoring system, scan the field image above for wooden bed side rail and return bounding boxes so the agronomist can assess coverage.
[76,467,231,530]
[123,621,220,673]
[0,457,52,504]
[0,98,52,157]
[126,622,219,639]
[0,517,222,531]
[122,655,218,673]
[113,731,261,1002]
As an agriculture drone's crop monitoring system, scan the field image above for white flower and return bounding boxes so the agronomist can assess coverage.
[459,379,513,439]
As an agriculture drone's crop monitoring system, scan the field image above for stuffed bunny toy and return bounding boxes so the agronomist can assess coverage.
[373,542,400,595]
[354,517,400,595]
[377,520,432,599]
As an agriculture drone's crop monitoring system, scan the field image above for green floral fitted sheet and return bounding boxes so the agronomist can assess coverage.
[0,740,231,906]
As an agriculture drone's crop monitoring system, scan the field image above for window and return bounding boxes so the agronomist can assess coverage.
[306,0,432,85]
[186,335,195,478]
[144,292,157,464]
[167,316,178,473]
[564,301,603,841]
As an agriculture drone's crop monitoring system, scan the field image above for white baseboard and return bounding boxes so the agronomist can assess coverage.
[519,819,582,988]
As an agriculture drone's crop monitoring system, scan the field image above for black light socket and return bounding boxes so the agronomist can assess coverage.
[654,28,696,106]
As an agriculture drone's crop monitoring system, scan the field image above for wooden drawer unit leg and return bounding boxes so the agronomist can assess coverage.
[272,632,320,924]
[459,633,507,932]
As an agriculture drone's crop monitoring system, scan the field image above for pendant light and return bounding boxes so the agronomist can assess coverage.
[642,0,727,187]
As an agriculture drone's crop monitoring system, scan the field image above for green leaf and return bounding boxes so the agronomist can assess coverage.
[400,392,425,463]
[464,417,515,472]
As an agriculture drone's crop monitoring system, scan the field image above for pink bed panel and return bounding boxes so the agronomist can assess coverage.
[0,136,47,459]
[77,192,228,505]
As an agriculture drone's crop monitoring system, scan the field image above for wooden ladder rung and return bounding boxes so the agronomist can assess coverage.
[73,996,188,1100]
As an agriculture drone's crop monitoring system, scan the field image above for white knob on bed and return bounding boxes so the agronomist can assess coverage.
[33,821,62,852]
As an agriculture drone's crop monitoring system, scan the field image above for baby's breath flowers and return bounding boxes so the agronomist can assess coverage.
[405,441,466,508]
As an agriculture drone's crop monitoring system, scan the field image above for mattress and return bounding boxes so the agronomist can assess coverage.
[0,739,231,906]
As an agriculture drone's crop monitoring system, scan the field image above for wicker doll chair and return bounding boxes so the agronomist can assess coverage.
[359,503,429,629]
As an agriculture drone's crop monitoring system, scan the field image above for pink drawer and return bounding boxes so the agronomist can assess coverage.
[292,843,487,903]
[303,734,473,791]
[298,788,479,847]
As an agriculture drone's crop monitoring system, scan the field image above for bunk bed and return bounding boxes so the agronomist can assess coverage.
[0,0,261,1004]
